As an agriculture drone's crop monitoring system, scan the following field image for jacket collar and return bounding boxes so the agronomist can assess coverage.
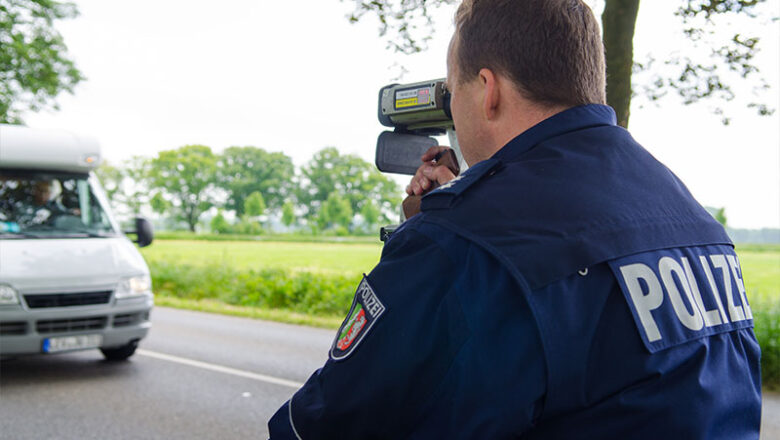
[491,104,617,163]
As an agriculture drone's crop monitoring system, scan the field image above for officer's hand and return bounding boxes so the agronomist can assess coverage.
[405,146,458,196]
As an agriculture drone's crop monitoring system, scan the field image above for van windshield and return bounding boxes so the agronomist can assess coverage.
[0,170,117,238]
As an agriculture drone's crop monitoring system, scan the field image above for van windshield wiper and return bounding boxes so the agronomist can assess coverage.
[68,229,117,238]
[17,224,115,238]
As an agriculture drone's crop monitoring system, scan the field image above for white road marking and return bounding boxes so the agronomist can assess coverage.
[137,349,304,389]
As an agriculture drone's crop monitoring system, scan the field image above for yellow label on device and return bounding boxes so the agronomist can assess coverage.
[396,97,420,108]
[395,88,431,109]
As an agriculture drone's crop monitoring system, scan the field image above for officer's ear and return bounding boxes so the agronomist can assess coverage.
[479,68,499,121]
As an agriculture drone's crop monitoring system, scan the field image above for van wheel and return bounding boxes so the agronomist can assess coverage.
[101,340,139,361]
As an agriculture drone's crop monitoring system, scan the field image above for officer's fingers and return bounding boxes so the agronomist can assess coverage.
[419,175,431,191]
[408,174,429,196]
[413,175,433,195]
[421,146,451,162]
[406,169,421,195]
[422,164,456,186]
[417,165,439,193]
[408,164,430,195]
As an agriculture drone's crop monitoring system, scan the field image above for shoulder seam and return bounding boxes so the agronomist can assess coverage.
[394,220,458,269]
[416,215,554,418]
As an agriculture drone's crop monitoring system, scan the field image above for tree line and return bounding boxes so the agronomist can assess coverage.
[96,145,401,235]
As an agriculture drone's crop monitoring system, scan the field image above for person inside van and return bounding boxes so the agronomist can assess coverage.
[32,180,64,216]
[28,179,80,224]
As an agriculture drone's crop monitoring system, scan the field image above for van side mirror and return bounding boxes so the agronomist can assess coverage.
[127,217,154,247]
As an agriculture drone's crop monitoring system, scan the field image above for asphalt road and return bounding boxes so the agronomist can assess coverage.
[0,307,333,439]
[1,306,778,439]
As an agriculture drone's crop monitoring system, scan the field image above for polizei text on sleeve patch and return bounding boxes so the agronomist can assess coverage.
[609,245,753,353]
[330,276,386,361]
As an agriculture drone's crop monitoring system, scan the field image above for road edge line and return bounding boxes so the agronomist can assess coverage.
[137,349,304,389]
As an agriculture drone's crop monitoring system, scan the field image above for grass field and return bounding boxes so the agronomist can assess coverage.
[141,239,384,277]
[735,244,780,303]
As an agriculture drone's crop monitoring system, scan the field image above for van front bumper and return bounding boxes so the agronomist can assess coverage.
[0,296,153,355]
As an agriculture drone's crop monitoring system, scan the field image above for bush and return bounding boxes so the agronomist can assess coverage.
[210,211,231,234]
[232,218,264,235]
[149,260,358,316]
[753,296,780,389]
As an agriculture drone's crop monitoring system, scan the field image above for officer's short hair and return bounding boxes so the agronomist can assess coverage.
[454,0,606,107]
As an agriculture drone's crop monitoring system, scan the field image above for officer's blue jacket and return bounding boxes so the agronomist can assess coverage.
[269,105,761,439]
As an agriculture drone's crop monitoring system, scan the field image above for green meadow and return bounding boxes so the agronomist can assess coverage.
[141,239,383,276]
[735,244,780,303]
[736,244,780,387]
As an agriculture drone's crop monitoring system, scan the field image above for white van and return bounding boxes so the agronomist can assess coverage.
[0,124,154,360]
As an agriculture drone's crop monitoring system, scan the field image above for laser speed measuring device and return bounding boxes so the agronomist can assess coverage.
[375,79,465,176]
[375,79,467,241]
[378,79,452,135]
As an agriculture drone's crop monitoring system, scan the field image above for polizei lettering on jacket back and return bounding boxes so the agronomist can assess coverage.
[609,245,753,353]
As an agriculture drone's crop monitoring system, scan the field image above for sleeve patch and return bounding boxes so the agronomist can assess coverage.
[608,245,753,353]
[330,276,386,361]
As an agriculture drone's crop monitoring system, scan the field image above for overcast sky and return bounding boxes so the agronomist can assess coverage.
[22,0,780,229]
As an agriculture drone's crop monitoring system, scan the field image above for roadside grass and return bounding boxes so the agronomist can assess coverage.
[154,231,381,244]
[141,239,383,275]
[155,296,343,329]
[143,239,780,387]
[754,297,780,389]
[737,244,780,389]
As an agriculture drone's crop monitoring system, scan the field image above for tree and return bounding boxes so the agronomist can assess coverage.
[244,191,266,218]
[299,147,401,224]
[360,199,380,228]
[121,156,153,215]
[706,206,728,226]
[282,200,296,227]
[94,161,124,207]
[217,146,295,217]
[601,0,640,128]
[94,156,151,216]
[714,207,728,227]
[606,0,774,126]
[0,0,85,123]
[210,210,230,234]
[148,145,219,232]
[149,192,170,214]
[360,199,381,233]
[347,0,774,127]
[318,192,354,232]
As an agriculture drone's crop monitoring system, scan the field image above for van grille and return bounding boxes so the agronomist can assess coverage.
[36,317,107,334]
[24,291,112,309]
[0,321,27,335]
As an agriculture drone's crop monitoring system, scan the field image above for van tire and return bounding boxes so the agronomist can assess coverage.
[101,340,138,361]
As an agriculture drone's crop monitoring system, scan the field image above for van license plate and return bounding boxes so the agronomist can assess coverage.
[43,334,103,353]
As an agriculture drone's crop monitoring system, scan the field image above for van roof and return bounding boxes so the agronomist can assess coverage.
[0,124,102,173]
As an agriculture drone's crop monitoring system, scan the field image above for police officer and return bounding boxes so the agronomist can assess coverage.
[268,0,761,438]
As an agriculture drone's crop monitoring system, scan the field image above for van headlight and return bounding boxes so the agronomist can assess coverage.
[116,275,152,299]
[0,285,19,305]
